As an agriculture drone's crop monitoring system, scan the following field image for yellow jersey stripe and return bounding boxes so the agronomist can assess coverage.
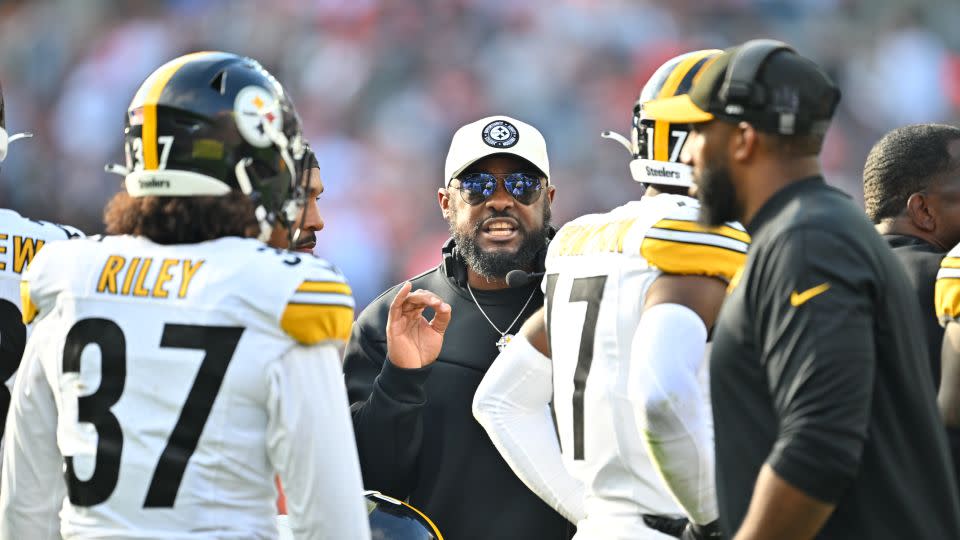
[641,237,746,281]
[651,218,751,244]
[941,257,960,270]
[142,52,217,169]
[20,281,38,324]
[296,280,352,295]
[936,277,960,324]
[280,303,353,345]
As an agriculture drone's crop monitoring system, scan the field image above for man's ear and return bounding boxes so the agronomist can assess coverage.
[439,187,452,219]
[732,121,757,163]
[906,192,935,232]
[545,184,556,204]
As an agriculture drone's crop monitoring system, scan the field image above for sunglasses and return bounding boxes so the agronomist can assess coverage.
[450,172,546,206]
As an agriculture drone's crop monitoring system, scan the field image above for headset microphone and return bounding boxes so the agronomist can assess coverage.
[506,270,545,288]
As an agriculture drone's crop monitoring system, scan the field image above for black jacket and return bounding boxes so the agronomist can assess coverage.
[883,233,944,385]
[883,233,960,496]
[343,264,573,540]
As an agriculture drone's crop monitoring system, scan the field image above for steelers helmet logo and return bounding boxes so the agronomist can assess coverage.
[234,85,284,148]
[482,119,519,148]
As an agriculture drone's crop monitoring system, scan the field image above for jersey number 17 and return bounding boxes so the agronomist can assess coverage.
[545,274,607,461]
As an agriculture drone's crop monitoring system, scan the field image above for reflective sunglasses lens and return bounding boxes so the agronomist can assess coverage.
[504,173,543,205]
[459,173,495,205]
[457,173,543,205]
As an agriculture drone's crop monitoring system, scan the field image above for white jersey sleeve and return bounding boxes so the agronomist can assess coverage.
[473,334,587,525]
[267,344,370,539]
[0,315,64,540]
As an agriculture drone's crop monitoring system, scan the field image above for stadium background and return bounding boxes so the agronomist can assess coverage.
[1,0,958,308]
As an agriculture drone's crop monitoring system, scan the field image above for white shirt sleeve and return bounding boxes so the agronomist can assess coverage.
[265,343,371,540]
[472,335,586,525]
[0,324,65,540]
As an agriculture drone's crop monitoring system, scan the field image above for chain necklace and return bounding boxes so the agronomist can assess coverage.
[467,283,538,352]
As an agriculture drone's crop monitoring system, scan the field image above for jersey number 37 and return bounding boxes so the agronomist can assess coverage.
[62,318,242,508]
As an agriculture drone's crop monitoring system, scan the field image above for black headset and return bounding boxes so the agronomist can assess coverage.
[441,237,469,287]
[441,226,556,288]
[715,38,832,136]
[718,39,795,112]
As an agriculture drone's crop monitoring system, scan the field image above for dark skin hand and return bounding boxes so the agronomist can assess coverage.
[386,282,452,369]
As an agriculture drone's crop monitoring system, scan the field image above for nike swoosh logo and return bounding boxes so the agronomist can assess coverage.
[790,282,831,307]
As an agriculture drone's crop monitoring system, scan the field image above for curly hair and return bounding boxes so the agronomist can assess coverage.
[863,124,960,223]
[104,191,259,244]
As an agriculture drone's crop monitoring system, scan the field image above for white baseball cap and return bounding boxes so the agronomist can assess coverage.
[443,115,550,187]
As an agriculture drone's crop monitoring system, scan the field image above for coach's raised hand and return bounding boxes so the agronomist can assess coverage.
[386,281,452,369]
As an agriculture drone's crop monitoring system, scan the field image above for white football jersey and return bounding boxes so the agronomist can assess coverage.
[543,194,747,539]
[0,208,82,439]
[1,235,370,540]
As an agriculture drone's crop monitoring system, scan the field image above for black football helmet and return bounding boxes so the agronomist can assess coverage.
[601,49,721,188]
[365,491,444,539]
[109,51,309,242]
[0,81,34,164]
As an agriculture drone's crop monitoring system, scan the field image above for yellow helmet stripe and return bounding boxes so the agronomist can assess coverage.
[693,55,722,85]
[653,50,718,161]
[141,52,218,170]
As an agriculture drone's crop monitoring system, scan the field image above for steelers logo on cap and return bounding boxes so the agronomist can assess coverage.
[482,119,519,148]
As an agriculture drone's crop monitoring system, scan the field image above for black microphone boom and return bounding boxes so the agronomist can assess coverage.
[506,270,545,288]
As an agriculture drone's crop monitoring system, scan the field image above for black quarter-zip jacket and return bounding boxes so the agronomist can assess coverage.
[344,264,573,540]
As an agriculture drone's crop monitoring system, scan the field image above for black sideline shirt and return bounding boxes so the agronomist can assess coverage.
[711,177,960,538]
[883,234,944,385]
[343,265,573,540]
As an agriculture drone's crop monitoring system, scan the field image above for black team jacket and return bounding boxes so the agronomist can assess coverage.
[343,263,574,540]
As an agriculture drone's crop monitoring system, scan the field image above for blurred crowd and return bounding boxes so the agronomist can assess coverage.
[1,0,958,308]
